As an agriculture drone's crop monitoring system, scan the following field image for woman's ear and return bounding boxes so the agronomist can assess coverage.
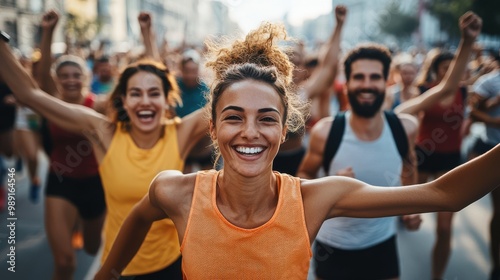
[281,125,287,144]
[209,120,217,141]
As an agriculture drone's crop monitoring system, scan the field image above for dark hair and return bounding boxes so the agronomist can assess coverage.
[96,56,110,64]
[343,43,392,81]
[108,59,180,126]
[431,52,454,75]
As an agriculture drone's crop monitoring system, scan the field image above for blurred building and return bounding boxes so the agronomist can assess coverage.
[289,0,443,52]
[0,0,44,53]
[0,0,238,55]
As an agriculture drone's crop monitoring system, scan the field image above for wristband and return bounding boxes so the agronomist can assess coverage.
[0,31,10,43]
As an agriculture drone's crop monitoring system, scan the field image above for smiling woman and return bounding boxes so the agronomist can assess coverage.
[0,12,209,280]
[93,10,500,280]
[108,60,181,136]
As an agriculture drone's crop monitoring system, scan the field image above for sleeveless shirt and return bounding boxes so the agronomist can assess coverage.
[317,111,402,249]
[99,121,183,275]
[49,94,98,178]
[417,85,465,153]
[181,170,312,279]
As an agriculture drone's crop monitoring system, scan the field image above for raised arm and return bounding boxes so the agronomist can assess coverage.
[303,5,346,100]
[395,12,481,115]
[37,10,59,95]
[0,37,107,135]
[139,12,161,61]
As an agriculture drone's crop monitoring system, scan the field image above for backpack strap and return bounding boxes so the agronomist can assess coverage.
[460,86,467,102]
[323,112,346,173]
[384,111,408,160]
[322,111,409,174]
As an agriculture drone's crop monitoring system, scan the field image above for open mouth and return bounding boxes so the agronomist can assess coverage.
[137,110,156,122]
[234,146,265,155]
[64,85,80,91]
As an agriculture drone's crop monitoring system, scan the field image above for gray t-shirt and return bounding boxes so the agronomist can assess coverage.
[473,70,500,144]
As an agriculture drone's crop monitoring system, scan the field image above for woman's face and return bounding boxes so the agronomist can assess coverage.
[56,65,85,99]
[210,80,287,177]
[122,71,167,134]
[436,59,452,82]
[399,64,417,86]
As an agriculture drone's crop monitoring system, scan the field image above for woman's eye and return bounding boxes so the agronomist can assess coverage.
[261,117,277,122]
[225,115,241,121]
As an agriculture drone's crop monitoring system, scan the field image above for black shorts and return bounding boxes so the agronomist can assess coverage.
[45,173,106,220]
[119,256,182,280]
[314,236,400,280]
[0,84,15,133]
[415,146,462,173]
[273,146,306,176]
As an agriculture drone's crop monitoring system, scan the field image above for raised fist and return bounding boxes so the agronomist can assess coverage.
[459,11,482,41]
[335,5,347,25]
[41,10,59,30]
[138,12,152,30]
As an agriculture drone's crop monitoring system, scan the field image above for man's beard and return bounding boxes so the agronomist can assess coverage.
[347,88,385,118]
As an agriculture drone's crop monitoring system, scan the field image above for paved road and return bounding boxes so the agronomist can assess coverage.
[0,154,94,280]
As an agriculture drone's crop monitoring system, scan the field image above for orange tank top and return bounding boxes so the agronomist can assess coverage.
[181,170,312,279]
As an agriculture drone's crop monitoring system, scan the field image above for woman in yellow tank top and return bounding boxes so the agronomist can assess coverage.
[0,14,209,280]
[95,10,497,280]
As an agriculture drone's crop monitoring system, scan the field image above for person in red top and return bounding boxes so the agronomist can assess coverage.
[398,50,467,279]
[33,11,108,280]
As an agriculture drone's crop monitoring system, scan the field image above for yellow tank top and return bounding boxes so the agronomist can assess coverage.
[181,170,312,279]
[99,122,184,275]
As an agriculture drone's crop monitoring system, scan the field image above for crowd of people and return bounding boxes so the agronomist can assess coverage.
[0,5,499,280]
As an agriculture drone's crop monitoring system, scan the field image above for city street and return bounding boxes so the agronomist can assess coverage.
[0,150,495,280]
[0,153,93,280]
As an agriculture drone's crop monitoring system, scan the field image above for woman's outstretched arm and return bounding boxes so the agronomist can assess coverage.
[303,143,500,222]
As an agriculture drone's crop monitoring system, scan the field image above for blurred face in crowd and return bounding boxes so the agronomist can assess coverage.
[436,59,452,82]
[96,61,113,82]
[181,60,200,89]
[399,63,417,87]
[56,64,85,101]
[346,59,386,118]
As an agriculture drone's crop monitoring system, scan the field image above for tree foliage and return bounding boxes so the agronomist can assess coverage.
[378,1,419,39]
[426,0,500,39]
[471,0,500,36]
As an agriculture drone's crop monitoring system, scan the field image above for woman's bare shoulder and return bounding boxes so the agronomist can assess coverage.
[150,171,197,213]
